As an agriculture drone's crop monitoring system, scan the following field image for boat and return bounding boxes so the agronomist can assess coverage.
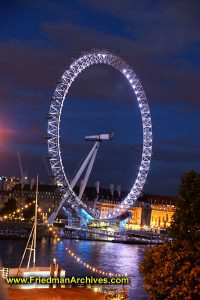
[1,176,65,288]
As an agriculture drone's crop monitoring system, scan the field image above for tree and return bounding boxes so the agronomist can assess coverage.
[23,197,35,220]
[170,171,200,242]
[140,240,200,299]
[0,198,17,216]
[140,171,200,299]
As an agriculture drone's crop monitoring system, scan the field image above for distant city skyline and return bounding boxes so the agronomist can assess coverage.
[0,1,199,195]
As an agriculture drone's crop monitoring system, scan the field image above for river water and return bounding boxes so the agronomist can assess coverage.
[0,239,149,299]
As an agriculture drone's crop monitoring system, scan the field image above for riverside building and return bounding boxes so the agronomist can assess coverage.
[0,179,176,230]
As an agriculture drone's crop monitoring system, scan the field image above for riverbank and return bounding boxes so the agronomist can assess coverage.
[7,287,105,300]
[0,238,149,299]
[0,221,49,239]
[63,236,163,245]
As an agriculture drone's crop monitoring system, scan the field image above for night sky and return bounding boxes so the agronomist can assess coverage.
[0,1,199,196]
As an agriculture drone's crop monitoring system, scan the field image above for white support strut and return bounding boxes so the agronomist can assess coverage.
[78,142,100,200]
[70,142,99,189]
[47,136,109,224]
[47,141,99,224]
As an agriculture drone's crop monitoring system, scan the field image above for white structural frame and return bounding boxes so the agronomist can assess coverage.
[47,51,152,220]
[47,134,111,224]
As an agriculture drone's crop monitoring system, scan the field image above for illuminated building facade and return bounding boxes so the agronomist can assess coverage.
[0,179,176,230]
[0,183,61,215]
[95,193,176,230]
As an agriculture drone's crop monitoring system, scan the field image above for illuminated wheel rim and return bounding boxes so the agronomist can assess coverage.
[47,52,152,220]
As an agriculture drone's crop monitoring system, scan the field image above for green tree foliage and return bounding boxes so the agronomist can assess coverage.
[140,240,200,299]
[140,171,200,299]
[23,198,35,220]
[170,171,200,242]
[0,198,17,216]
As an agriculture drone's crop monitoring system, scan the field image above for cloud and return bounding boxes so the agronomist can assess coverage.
[43,20,200,107]
[0,17,199,108]
[83,0,200,54]
[0,150,48,181]
[162,138,197,149]
[0,40,67,92]
[0,1,199,196]
[153,145,199,164]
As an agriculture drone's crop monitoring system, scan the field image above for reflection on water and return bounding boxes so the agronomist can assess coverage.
[0,239,149,299]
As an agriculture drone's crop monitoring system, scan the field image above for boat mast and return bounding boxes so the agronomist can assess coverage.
[33,175,38,267]
[17,175,39,275]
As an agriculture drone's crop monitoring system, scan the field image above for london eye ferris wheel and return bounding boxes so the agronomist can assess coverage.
[46,51,152,222]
